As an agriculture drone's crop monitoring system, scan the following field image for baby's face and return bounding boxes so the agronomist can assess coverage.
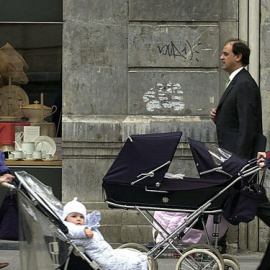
[66,212,85,225]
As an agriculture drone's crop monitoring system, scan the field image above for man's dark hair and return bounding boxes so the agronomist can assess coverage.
[225,39,250,66]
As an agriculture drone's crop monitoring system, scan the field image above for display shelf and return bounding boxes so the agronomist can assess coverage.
[5,159,62,166]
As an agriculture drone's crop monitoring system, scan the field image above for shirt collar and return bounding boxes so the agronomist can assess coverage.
[228,67,244,83]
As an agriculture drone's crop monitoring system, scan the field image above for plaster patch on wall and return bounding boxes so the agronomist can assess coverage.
[209,96,215,103]
[143,82,185,112]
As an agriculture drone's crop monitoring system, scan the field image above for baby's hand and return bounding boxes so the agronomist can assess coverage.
[85,228,94,238]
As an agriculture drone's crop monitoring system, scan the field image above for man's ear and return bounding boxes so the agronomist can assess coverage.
[235,53,242,62]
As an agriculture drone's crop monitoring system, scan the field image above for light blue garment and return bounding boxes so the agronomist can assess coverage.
[64,211,148,270]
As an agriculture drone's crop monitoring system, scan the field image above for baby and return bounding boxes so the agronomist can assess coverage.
[62,198,148,270]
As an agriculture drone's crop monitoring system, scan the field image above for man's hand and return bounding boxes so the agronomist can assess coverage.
[257,152,267,170]
[257,152,266,160]
[210,108,217,122]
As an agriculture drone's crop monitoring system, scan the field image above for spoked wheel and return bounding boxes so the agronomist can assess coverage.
[118,243,158,270]
[222,254,240,269]
[175,248,223,270]
[223,259,240,270]
[185,244,225,270]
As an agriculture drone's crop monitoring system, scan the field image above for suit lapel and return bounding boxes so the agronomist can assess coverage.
[217,82,234,109]
[217,69,246,109]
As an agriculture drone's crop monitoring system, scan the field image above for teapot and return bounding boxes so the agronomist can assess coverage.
[14,141,35,158]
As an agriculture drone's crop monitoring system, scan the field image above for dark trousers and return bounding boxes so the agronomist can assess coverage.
[256,191,270,270]
[257,190,270,227]
[257,240,270,270]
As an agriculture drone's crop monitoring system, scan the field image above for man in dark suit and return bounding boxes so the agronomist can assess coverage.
[210,39,263,159]
[210,39,269,254]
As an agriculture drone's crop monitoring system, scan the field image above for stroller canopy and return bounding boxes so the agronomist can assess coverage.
[188,138,248,179]
[103,132,182,186]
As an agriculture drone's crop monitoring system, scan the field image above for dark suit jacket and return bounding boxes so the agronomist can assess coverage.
[215,68,263,159]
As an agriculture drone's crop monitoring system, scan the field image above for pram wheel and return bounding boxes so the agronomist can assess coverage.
[118,243,158,270]
[221,254,239,269]
[118,243,149,252]
[185,243,224,269]
[147,256,158,270]
[212,258,240,270]
[223,258,240,270]
[175,248,222,270]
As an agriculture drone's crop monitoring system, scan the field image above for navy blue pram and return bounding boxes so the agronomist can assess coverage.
[102,132,263,269]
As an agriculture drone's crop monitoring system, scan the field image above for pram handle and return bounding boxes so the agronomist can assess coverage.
[1,182,15,189]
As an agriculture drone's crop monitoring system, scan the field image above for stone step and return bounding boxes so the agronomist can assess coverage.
[89,208,154,244]
[0,240,19,250]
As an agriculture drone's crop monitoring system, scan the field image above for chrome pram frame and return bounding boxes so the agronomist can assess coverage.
[102,132,263,270]
[105,164,261,266]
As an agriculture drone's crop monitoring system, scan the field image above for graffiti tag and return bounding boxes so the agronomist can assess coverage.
[158,40,201,61]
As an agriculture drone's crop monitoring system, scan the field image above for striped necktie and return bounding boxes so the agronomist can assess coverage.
[224,78,230,90]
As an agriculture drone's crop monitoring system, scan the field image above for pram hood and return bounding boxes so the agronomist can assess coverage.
[103,132,234,211]
[103,132,182,186]
[15,171,67,233]
[188,138,248,179]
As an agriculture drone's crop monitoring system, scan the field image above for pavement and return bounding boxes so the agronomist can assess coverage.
[0,240,264,269]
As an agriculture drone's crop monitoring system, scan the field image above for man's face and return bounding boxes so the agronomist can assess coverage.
[220,42,240,75]
[66,212,85,225]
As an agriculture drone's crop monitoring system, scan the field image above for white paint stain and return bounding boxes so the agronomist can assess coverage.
[209,96,215,103]
[172,96,182,100]
[143,81,185,112]
[146,100,162,112]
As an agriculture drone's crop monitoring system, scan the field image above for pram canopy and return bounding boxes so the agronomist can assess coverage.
[103,132,182,186]
[188,137,248,179]
[103,132,235,211]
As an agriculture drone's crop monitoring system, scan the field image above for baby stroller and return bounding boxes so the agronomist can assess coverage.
[102,132,263,270]
[4,170,131,270]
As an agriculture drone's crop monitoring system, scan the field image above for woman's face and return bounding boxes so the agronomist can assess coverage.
[66,212,85,225]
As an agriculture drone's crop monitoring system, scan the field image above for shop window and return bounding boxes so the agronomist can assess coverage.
[0,0,63,137]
